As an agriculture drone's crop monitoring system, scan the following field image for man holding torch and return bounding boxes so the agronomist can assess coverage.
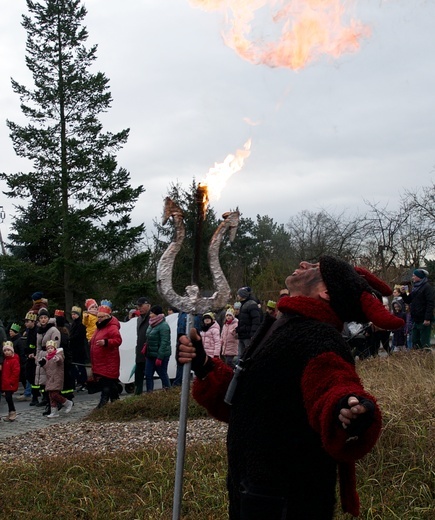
[178,256,404,520]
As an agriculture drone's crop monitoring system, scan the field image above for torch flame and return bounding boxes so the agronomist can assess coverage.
[189,0,370,70]
[200,139,252,203]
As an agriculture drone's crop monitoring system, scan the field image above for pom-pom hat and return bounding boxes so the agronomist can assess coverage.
[318,256,404,330]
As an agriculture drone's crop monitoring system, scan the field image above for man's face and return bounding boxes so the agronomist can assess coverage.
[285,261,328,299]
[25,320,35,329]
[138,303,150,316]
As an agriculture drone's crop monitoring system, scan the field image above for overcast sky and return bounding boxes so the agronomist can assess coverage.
[0,0,434,242]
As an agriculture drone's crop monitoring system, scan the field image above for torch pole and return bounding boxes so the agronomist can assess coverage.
[172,314,192,520]
[172,185,207,520]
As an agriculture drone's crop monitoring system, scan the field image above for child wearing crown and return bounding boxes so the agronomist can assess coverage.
[1,341,20,421]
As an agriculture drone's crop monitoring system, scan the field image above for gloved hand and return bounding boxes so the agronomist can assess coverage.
[176,335,212,380]
[38,358,46,367]
[189,328,214,379]
[155,359,162,368]
[337,394,375,440]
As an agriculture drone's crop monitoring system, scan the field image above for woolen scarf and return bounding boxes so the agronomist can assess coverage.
[149,314,165,327]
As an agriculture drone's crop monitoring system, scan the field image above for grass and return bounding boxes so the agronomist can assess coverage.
[0,351,433,519]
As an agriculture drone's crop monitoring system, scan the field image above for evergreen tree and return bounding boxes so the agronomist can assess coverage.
[0,0,145,314]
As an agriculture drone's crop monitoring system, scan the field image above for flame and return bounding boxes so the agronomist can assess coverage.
[189,0,370,70]
[200,139,252,202]
[196,183,209,219]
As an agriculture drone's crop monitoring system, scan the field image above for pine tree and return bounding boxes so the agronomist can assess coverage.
[0,0,145,313]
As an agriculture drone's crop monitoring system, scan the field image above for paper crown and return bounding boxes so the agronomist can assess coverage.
[85,298,97,309]
[3,341,14,351]
[10,323,21,333]
[98,304,112,315]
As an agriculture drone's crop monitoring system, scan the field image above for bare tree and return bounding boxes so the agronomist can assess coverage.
[286,209,368,262]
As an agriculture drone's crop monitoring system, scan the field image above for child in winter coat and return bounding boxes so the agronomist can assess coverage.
[220,308,238,367]
[82,298,99,341]
[200,312,221,358]
[40,339,73,418]
[1,341,21,422]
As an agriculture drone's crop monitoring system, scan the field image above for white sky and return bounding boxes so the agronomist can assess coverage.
[0,0,434,242]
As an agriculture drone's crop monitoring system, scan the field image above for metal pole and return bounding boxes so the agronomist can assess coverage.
[172,313,193,520]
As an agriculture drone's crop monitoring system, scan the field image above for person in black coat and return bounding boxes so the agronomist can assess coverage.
[178,257,405,520]
[235,286,262,360]
[401,268,435,349]
[21,312,40,405]
[69,306,88,389]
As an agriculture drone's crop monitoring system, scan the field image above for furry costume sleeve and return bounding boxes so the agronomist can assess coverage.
[301,351,382,517]
[192,358,234,423]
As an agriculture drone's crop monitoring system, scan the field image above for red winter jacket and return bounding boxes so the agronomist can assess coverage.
[90,316,122,379]
[1,353,20,392]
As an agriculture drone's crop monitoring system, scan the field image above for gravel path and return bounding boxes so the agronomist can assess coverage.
[0,418,228,463]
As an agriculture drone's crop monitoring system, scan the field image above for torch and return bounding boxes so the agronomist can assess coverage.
[157,140,249,518]
[174,184,207,520]
[156,187,239,520]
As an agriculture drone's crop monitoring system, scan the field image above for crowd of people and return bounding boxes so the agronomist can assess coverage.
[1,267,433,424]
[344,268,435,359]
[0,260,433,518]
[0,294,125,418]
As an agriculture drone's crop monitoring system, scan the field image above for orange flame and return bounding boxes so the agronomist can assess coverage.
[189,0,370,70]
[200,139,252,202]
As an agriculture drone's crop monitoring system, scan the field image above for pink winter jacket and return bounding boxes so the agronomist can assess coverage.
[221,317,239,357]
[200,321,221,358]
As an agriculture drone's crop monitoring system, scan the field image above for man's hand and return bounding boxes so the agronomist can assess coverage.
[178,329,214,379]
[178,329,201,364]
[178,328,206,369]
[339,396,371,429]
